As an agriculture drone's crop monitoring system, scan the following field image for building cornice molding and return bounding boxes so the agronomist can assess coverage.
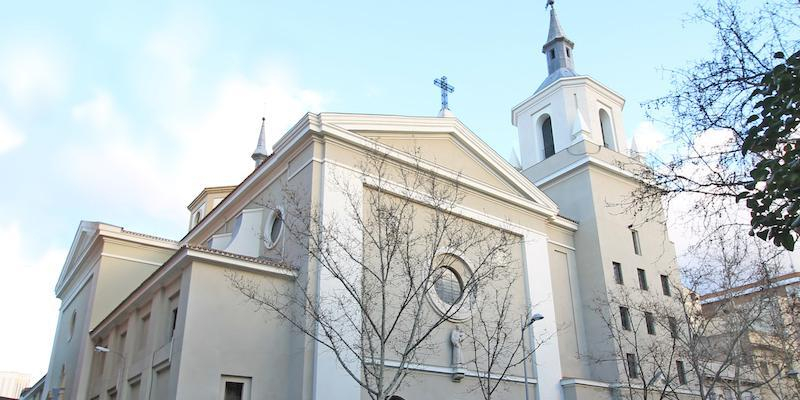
[90,246,296,336]
[184,112,565,245]
[319,112,560,213]
[377,359,538,384]
[532,154,639,189]
[512,76,626,126]
[56,222,178,298]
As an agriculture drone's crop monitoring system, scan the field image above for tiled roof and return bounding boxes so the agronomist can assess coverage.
[186,244,296,271]
[120,228,178,244]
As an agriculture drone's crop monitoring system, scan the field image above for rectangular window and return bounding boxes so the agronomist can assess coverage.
[626,353,638,378]
[170,309,178,338]
[668,317,679,339]
[637,268,648,291]
[645,312,656,335]
[676,360,687,384]
[129,380,141,400]
[153,368,170,400]
[225,382,244,400]
[660,274,671,296]
[613,262,624,284]
[220,376,251,400]
[620,306,632,331]
[116,331,127,369]
[631,229,642,255]
[167,292,180,341]
[137,314,150,350]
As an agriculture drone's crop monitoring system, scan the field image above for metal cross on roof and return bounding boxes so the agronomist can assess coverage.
[433,76,454,110]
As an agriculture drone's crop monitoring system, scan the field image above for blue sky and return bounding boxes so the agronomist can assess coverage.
[0,0,719,378]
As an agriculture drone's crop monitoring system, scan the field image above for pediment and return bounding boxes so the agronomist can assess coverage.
[320,113,560,214]
[55,221,103,296]
[361,133,522,196]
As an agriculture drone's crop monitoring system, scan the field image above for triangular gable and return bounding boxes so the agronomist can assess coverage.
[319,113,560,215]
[55,221,104,296]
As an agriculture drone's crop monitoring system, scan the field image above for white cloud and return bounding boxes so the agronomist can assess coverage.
[692,128,735,153]
[59,67,325,226]
[0,43,66,106]
[71,90,122,132]
[630,121,665,153]
[0,222,65,377]
[139,11,211,101]
[0,113,24,154]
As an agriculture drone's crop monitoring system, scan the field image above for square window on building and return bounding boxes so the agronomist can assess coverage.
[668,317,679,339]
[661,274,671,296]
[626,353,638,378]
[630,229,642,255]
[221,376,251,400]
[637,268,648,291]
[620,306,632,331]
[676,360,687,384]
[613,262,624,284]
[645,312,656,335]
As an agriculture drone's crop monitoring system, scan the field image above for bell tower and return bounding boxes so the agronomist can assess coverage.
[511,2,681,393]
[512,2,628,170]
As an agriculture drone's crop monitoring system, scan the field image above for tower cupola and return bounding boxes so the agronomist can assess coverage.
[542,2,575,75]
[512,2,628,169]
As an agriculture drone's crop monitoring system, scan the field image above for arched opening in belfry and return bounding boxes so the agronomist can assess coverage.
[599,109,616,150]
[541,116,555,159]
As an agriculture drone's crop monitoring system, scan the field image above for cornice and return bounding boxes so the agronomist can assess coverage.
[90,245,296,336]
[184,112,564,245]
[511,75,627,125]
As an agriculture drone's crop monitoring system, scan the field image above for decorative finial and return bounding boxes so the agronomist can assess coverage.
[251,116,269,168]
[433,76,455,117]
[546,0,554,9]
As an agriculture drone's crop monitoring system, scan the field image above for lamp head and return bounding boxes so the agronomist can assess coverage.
[531,313,544,322]
[787,369,799,379]
[94,346,110,353]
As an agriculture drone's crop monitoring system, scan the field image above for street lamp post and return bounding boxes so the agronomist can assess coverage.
[95,346,127,393]
[522,312,544,400]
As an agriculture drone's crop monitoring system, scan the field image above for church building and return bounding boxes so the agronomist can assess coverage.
[27,5,687,400]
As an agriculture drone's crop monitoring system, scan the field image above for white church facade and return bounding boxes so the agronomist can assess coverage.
[26,5,691,400]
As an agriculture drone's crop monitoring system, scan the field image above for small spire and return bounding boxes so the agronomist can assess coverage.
[545,3,567,44]
[251,117,269,168]
[629,136,645,161]
[541,0,575,75]
[509,147,522,170]
[571,94,592,143]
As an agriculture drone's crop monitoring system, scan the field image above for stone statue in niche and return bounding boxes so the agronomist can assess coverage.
[450,326,466,382]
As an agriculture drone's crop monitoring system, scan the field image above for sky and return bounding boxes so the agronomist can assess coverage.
[0,0,752,379]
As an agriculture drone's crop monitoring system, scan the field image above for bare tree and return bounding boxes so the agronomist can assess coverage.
[230,149,518,400]
[595,287,686,400]
[628,0,800,250]
[598,233,798,399]
[463,274,551,400]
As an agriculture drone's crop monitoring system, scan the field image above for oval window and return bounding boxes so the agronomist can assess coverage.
[434,266,463,306]
[265,208,284,249]
[270,210,283,243]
